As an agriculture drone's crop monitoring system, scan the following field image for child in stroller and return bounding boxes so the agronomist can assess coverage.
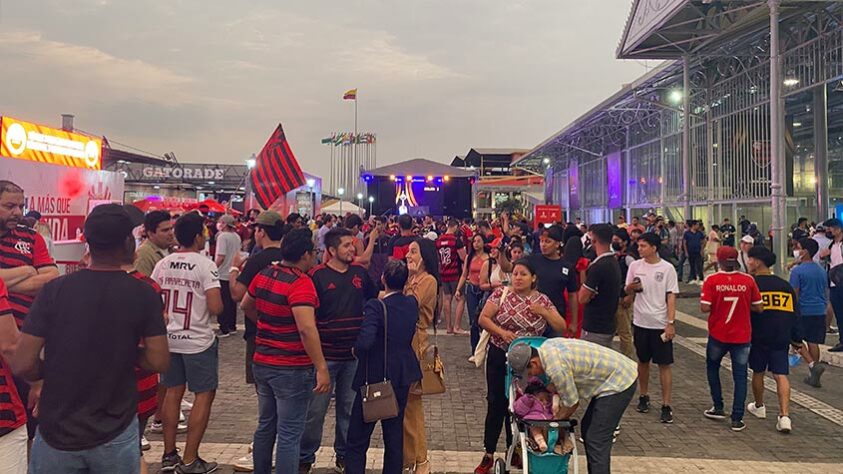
[513,377,574,455]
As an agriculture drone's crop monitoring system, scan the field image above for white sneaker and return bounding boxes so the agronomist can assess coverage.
[181,399,194,411]
[232,454,254,472]
[141,436,150,451]
[179,410,186,423]
[148,419,188,434]
[468,356,476,364]
[776,415,792,433]
[747,402,766,419]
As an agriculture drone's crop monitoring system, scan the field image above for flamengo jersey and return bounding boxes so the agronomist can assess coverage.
[152,251,221,354]
[700,271,762,344]
[436,233,463,282]
[0,226,55,328]
[0,279,26,436]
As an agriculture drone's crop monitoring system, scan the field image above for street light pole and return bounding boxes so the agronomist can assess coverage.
[338,187,345,215]
[356,193,363,214]
[368,195,374,217]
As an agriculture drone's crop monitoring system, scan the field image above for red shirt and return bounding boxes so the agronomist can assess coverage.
[0,226,55,328]
[0,279,26,436]
[128,271,162,419]
[436,233,464,282]
[249,264,320,367]
[701,271,762,344]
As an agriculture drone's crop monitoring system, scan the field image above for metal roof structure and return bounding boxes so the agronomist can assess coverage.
[364,158,475,178]
[617,0,832,60]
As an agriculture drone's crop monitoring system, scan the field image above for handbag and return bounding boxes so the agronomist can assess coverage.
[360,300,399,423]
[472,286,509,368]
[418,324,446,395]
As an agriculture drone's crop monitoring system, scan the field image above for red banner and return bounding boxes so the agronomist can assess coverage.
[534,204,561,228]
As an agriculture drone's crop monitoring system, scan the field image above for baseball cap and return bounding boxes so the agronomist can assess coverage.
[507,342,534,380]
[541,225,565,242]
[740,235,754,244]
[816,224,825,231]
[716,246,739,262]
[255,211,282,226]
[220,214,236,227]
[84,203,144,248]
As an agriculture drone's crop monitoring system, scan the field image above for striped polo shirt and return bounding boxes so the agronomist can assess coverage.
[248,264,320,367]
[0,279,26,436]
[0,226,56,328]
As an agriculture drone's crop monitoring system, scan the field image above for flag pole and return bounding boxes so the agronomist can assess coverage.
[354,95,358,197]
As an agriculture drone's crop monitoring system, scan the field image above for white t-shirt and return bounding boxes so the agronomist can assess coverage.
[831,240,843,287]
[152,251,221,354]
[625,258,680,329]
[215,231,242,281]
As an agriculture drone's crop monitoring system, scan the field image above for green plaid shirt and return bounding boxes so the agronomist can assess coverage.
[539,339,637,406]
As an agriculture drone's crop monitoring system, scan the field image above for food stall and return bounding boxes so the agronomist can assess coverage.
[1,115,125,274]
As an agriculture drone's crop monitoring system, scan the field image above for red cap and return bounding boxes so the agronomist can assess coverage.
[716,246,738,262]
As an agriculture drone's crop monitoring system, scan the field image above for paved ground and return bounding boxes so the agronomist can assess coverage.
[145,285,843,473]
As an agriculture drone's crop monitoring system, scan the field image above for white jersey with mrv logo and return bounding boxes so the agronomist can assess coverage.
[152,251,221,354]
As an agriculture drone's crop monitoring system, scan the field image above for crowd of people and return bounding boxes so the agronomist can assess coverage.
[1,175,842,474]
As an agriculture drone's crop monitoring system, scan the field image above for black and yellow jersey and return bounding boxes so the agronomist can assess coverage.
[751,274,801,349]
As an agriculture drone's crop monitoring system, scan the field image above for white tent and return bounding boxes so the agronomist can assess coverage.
[321,200,364,215]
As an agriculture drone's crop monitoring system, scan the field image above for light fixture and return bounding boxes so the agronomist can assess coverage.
[427,175,433,181]
[368,196,374,203]
[338,187,345,196]
[668,89,683,104]
[246,159,256,169]
[153,185,161,190]
[443,175,450,182]
[208,181,215,185]
[783,77,800,87]
[542,158,550,165]
[356,193,363,200]
[405,175,412,181]
[307,178,315,187]
[389,174,396,181]
[793,122,802,127]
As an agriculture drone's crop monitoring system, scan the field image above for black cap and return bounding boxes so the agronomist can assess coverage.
[84,204,144,248]
[25,210,42,220]
[541,224,565,242]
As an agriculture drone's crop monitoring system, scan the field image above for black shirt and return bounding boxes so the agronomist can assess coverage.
[582,253,622,335]
[237,247,285,339]
[387,234,417,260]
[310,263,378,360]
[751,274,801,349]
[792,227,809,245]
[721,224,737,246]
[22,270,166,451]
[526,253,578,316]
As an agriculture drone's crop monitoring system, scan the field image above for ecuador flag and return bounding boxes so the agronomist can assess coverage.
[343,88,357,100]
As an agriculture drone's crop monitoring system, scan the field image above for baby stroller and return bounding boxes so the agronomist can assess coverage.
[495,336,578,474]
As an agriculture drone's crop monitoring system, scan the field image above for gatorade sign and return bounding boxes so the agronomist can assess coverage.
[1,116,102,170]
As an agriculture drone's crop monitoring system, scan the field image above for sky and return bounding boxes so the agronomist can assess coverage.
[0,0,657,180]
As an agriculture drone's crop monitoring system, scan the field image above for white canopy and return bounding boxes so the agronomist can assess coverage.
[321,200,364,214]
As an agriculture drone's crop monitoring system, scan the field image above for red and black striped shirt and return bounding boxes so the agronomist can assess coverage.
[0,280,26,436]
[436,233,464,282]
[128,271,162,419]
[0,226,55,328]
[249,264,319,368]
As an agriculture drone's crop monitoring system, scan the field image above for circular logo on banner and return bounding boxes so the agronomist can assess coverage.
[5,123,27,156]
[84,140,100,167]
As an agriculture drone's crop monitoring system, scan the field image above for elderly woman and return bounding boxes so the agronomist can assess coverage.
[474,259,567,474]
[345,260,422,474]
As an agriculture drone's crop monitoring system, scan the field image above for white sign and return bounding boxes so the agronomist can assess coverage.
[142,166,225,180]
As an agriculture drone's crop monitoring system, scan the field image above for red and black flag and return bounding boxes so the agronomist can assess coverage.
[250,124,306,209]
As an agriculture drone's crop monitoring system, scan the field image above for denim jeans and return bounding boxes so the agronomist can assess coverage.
[688,252,704,281]
[253,364,314,474]
[300,359,358,464]
[706,336,750,422]
[675,252,686,281]
[29,418,139,474]
[465,283,484,354]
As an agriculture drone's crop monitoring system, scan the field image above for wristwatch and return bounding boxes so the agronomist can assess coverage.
[667,320,675,325]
